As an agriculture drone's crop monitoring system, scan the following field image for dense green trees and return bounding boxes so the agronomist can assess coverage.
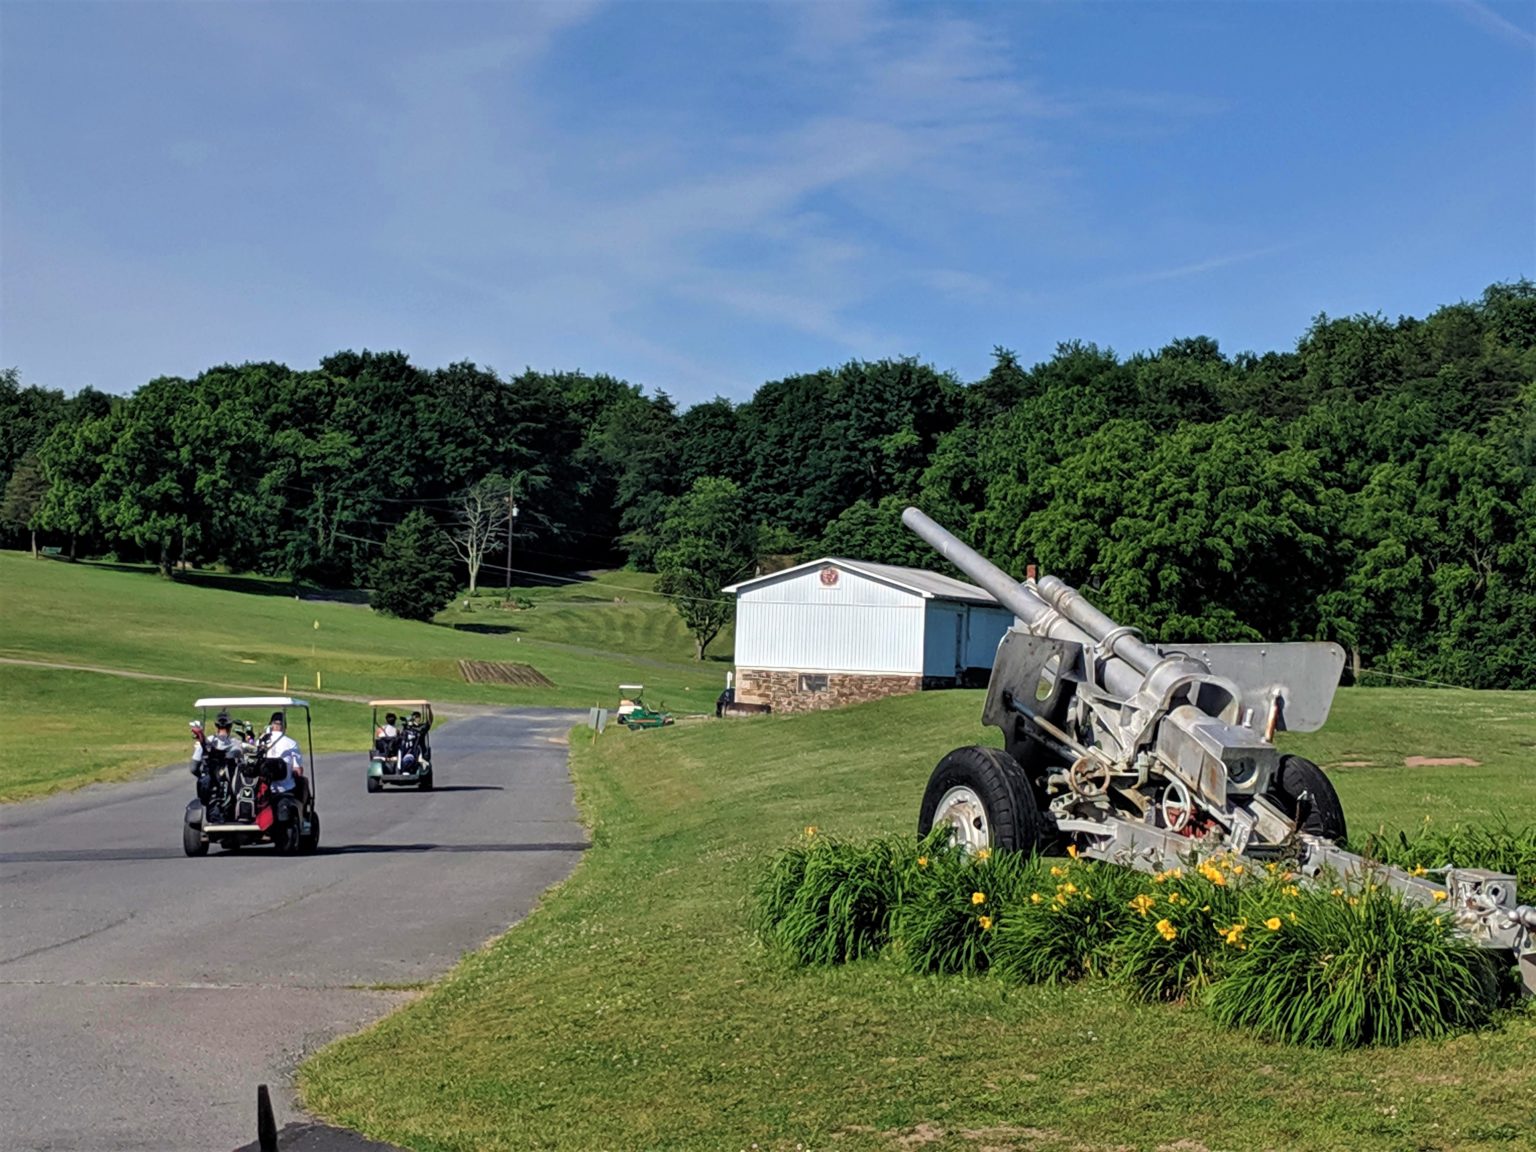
[6,279,1533,685]
[371,510,460,621]
[655,477,758,660]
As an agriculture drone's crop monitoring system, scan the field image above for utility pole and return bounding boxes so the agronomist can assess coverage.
[505,478,520,592]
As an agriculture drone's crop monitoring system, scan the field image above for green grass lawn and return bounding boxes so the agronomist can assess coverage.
[300,687,1536,1152]
[434,571,734,664]
[0,551,726,801]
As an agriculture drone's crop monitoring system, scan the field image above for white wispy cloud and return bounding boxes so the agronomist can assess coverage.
[165,0,1233,395]
[1447,0,1536,49]
[1109,244,1296,288]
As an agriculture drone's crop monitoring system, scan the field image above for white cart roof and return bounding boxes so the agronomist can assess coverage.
[194,696,311,709]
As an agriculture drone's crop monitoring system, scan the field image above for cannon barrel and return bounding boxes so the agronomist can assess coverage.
[901,506,1165,702]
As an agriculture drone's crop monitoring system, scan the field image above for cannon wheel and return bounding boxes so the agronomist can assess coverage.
[1270,754,1348,843]
[918,746,1043,854]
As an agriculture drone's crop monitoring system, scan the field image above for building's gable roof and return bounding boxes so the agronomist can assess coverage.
[722,557,1001,606]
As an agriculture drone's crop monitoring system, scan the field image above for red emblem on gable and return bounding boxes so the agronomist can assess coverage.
[819,566,840,587]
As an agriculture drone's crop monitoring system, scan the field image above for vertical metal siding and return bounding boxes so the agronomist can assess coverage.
[735,566,925,673]
[964,606,1015,668]
[922,602,964,678]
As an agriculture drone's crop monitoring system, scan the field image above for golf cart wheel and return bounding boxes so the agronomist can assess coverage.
[271,819,302,855]
[1269,754,1348,843]
[183,821,208,857]
[417,772,433,792]
[367,776,381,794]
[298,810,320,854]
[918,746,1044,854]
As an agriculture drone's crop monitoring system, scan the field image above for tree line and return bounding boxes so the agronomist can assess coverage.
[2,282,1533,685]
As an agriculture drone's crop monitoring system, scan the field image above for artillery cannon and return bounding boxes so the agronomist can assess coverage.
[902,506,1536,991]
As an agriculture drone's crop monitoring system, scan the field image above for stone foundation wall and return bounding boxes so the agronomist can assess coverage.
[733,668,938,714]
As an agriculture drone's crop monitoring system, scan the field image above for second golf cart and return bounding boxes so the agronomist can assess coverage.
[183,696,320,856]
[367,700,435,792]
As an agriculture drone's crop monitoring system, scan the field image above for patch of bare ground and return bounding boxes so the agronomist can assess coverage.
[1155,1142,1214,1152]
[891,1122,947,1147]
[1333,760,1376,767]
[457,658,555,687]
[961,1126,1059,1147]
[883,1126,1062,1151]
[1404,756,1481,766]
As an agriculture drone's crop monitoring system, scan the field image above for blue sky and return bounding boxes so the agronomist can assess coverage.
[2,0,1532,404]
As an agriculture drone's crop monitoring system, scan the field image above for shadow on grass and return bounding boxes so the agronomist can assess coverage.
[447,623,523,636]
[68,559,365,603]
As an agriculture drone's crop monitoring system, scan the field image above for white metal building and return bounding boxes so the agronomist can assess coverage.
[721,558,1015,714]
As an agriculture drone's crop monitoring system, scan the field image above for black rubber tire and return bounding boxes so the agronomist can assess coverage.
[183,821,208,857]
[298,809,320,854]
[1270,753,1348,843]
[417,772,433,792]
[270,818,302,855]
[367,776,382,794]
[917,745,1045,853]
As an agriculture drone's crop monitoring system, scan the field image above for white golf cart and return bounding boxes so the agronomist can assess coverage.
[182,696,320,856]
[366,700,434,792]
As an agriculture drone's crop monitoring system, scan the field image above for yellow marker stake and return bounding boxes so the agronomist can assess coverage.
[282,674,288,692]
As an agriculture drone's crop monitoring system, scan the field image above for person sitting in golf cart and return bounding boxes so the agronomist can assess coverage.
[190,710,242,816]
[400,709,431,772]
[260,711,306,797]
[374,712,400,757]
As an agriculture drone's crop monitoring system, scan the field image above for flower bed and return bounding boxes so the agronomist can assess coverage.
[754,829,1520,1049]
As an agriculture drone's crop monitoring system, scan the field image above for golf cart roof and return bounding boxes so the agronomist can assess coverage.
[368,699,431,708]
[618,684,644,692]
[194,696,310,710]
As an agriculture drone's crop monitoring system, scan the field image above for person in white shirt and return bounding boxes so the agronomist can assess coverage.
[374,712,399,756]
[261,711,304,795]
[191,712,242,815]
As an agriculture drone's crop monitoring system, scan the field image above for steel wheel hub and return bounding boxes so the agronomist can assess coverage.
[934,785,991,853]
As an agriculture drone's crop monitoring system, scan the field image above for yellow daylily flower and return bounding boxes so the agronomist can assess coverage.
[917,856,929,868]
[1433,890,1448,903]
[1029,892,1043,905]
[1167,891,1182,904]
[976,847,992,861]
[971,891,987,905]
[804,826,817,838]
[1050,865,1068,878]
[1067,844,1079,859]
[978,915,993,931]
[1129,894,1156,918]
[1264,917,1282,931]
[1156,918,1177,941]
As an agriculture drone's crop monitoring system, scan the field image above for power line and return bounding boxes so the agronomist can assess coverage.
[1354,666,1488,692]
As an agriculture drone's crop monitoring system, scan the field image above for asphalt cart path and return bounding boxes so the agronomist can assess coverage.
[0,708,587,1152]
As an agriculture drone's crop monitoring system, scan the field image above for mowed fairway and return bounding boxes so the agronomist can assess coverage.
[301,688,1536,1152]
[0,552,728,802]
